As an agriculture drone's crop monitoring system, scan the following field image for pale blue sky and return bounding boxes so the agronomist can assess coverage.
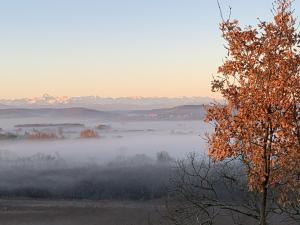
[0,0,299,98]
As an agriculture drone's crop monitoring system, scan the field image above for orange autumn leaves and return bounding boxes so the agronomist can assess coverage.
[205,0,300,203]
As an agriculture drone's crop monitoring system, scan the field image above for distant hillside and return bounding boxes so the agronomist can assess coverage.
[0,105,206,121]
[0,104,9,109]
[129,105,206,120]
[0,108,120,119]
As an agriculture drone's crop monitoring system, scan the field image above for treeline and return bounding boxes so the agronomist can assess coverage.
[0,151,173,201]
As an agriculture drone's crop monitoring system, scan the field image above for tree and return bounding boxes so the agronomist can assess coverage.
[205,1,300,224]
[166,153,300,225]
[166,153,261,225]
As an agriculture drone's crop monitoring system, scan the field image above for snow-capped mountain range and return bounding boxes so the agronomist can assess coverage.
[0,94,218,110]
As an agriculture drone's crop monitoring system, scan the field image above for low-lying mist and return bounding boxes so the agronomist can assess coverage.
[0,150,174,200]
[0,118,212,201]
[1,120,210,164]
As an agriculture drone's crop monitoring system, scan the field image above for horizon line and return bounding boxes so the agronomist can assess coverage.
[1,94,221,100]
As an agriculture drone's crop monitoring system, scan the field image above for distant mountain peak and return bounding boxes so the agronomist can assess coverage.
[42,93,51,98]
[0,95,220,110]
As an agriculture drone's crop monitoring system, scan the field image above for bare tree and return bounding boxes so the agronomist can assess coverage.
[165,153,300,225]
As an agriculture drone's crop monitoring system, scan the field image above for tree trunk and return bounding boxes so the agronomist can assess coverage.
[259,185,268,225]
[260,120,271,225]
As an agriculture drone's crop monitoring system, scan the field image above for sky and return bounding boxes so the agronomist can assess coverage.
[0,0,299,99]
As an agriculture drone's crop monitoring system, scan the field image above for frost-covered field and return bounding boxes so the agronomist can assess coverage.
[0,199,167,225]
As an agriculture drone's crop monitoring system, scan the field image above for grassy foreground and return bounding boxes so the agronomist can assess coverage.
[0,199,167,225]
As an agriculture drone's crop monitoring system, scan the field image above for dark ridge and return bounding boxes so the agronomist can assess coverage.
[15,123,84,128]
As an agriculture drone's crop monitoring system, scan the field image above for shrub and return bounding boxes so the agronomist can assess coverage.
[80,129,99,138]
[26,130,58,140]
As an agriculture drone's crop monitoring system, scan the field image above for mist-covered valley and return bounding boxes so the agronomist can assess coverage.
[0,105,211,201]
